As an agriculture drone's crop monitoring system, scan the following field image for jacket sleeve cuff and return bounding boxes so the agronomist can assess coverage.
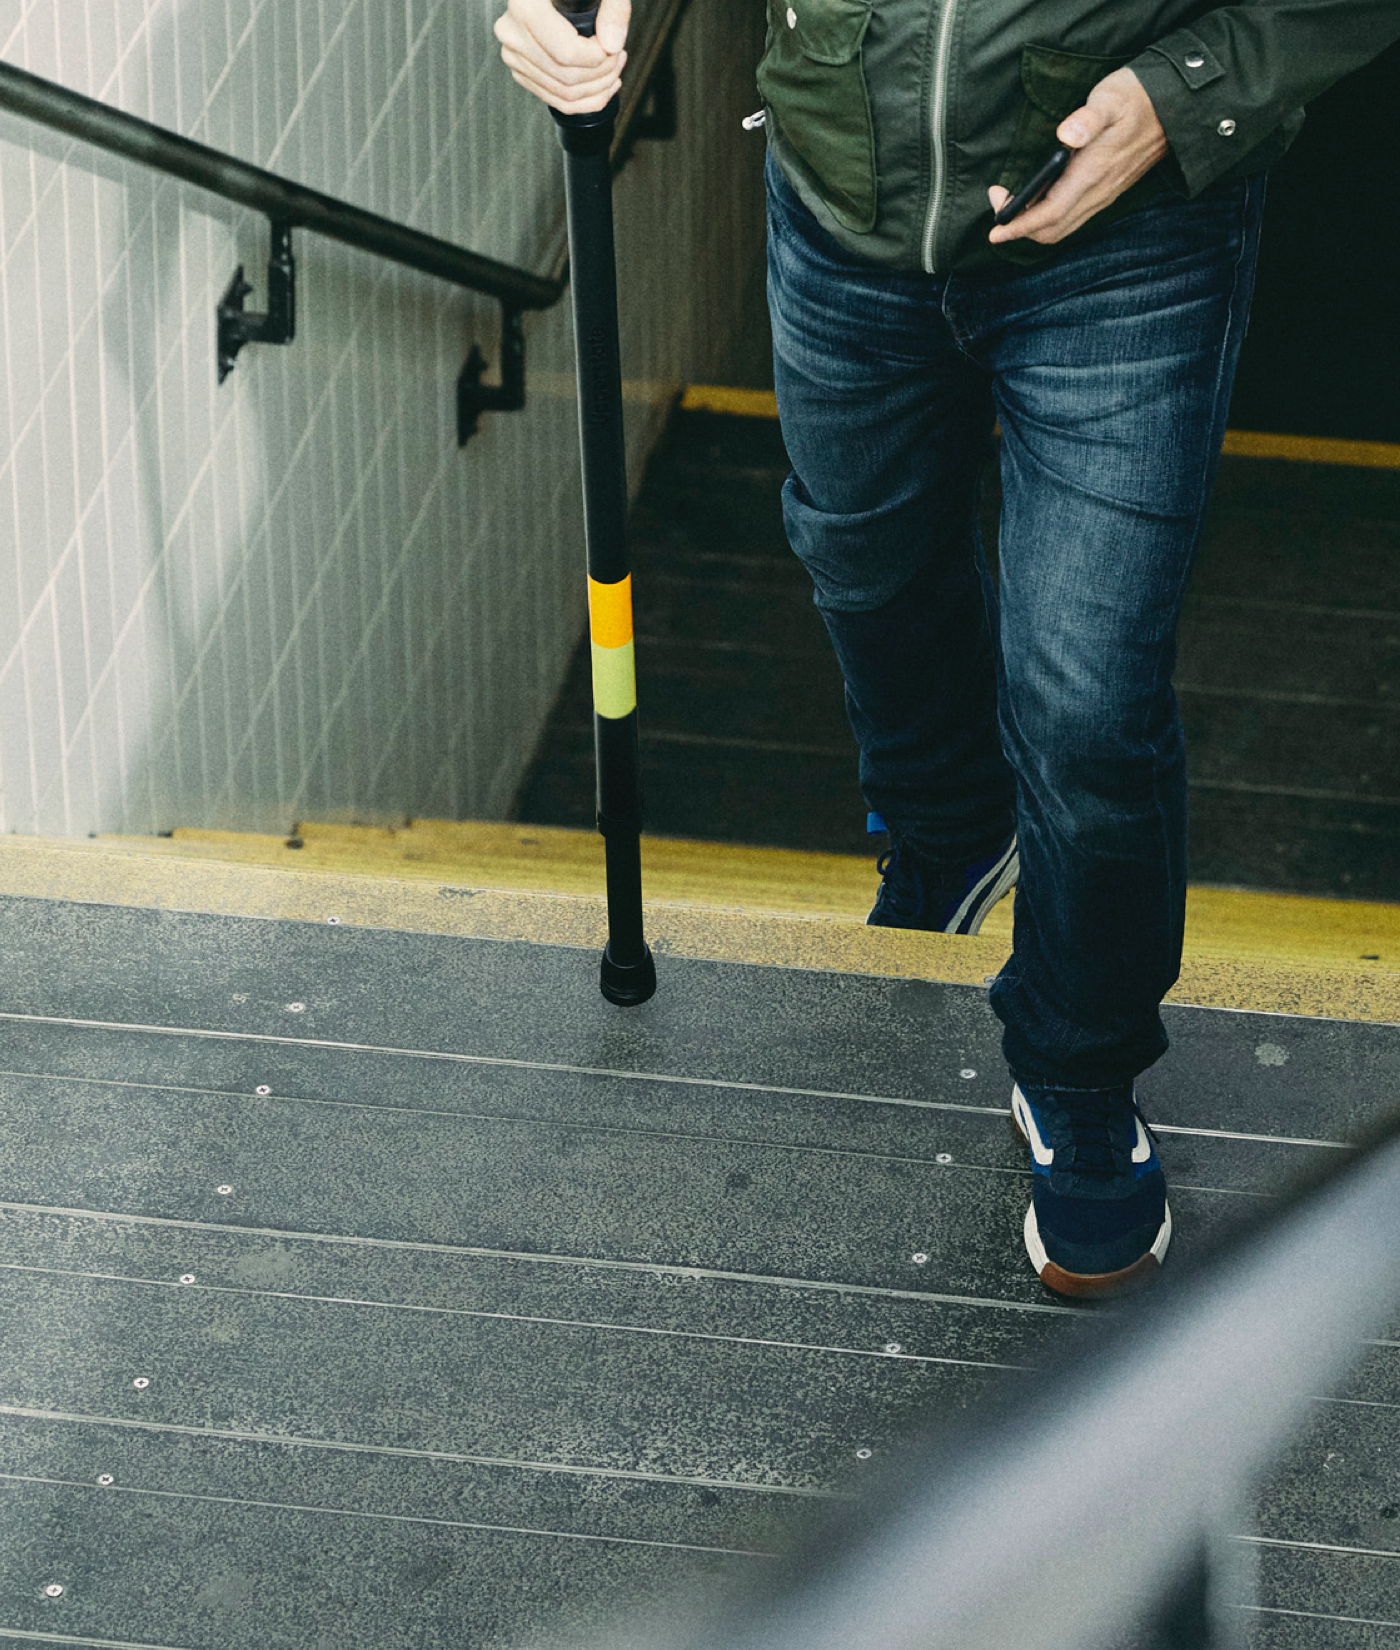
[1129,29,1252,198]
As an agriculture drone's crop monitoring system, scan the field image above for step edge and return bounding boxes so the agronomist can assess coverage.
[1,838,1396,1025]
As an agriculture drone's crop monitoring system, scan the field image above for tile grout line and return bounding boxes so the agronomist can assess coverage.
[0,1202,1082,1317]
[0,1065,1286,1190]
[0,1404,844,1499]
[0,1261,1029,1372]
[0,1017,1359,1149]
[0,1471,773,1558]
[0,1626,198,1650]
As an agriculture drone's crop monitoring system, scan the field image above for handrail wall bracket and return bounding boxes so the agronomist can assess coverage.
[457,303,526,445]
[218,220,297,382]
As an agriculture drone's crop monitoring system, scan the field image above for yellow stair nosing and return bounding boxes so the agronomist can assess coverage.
[2,834,1396,1023]
[679,386,1400,471]
[75,823,1400,982]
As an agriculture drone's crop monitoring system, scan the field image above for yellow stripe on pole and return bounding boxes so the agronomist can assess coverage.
[588,575,634,649]
[591,637,637,719]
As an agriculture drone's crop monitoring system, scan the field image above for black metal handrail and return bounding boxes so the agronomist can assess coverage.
[0,57,561,308]
[0,0,687,435]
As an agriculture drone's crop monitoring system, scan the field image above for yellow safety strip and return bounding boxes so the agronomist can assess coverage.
[680,385,779,418]
[14,831,1395,1021]
[680,387,1400,473]
[1220,430,1400,470]
[590,637,637,719]
[588,575,634,650]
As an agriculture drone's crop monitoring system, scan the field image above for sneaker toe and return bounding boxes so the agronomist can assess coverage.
[1030,1172,1170,1285]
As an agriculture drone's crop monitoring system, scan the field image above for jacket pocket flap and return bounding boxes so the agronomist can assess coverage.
[784,0,872,66]
[1020,43,1128,121]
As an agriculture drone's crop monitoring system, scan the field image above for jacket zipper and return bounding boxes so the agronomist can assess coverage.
[921,0,960,272]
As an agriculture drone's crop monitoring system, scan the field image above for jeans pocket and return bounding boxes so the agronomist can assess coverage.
[757,0,877,234]
[994,44,1167,267]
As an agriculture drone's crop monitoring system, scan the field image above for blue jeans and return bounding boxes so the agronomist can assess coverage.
[766,151,1265,1088]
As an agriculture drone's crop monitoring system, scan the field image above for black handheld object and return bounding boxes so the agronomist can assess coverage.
[549,0,619,136]
[993,146,1071,225]
[554,0,600,32]
[550,0,656,1008]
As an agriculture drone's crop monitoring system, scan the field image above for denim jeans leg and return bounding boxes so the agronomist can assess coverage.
[764,151,1016,869]
[979,178,1266,1086]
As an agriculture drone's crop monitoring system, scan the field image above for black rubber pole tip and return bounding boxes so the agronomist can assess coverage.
[600,942,657,1007]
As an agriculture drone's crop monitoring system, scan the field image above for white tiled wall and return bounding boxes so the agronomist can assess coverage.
[0,0,767,837]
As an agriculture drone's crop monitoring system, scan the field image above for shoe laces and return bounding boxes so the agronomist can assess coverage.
[874,843,919,919]
[1057,1090,1160,1179]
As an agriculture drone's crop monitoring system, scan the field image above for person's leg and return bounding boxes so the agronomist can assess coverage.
[765,151,1016,877]
[968,175,1266,1090]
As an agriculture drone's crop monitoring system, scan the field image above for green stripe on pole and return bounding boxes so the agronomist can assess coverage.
[590,639,637,720]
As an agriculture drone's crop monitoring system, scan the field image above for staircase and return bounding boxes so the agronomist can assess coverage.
[2,391,1399,1647]
[522,390,1400,901]
[0,820,1398,1645]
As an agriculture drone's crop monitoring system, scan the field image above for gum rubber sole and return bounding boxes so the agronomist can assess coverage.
[1039,1252,1161,1298]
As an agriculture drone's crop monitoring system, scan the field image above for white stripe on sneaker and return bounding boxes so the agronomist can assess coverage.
[1011,1084,1054,1166]
[948,839,1019,935]
[1132,1117,1153,1165]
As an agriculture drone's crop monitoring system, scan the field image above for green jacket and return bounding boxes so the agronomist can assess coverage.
[757,0,1400,274]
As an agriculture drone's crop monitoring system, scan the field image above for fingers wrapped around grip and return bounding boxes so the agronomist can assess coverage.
[494,0,630,114]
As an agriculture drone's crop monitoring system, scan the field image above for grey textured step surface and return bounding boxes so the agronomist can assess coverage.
[1,892,1397,1646]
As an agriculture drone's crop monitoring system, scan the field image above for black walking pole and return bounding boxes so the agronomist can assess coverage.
[550,0,657,1007]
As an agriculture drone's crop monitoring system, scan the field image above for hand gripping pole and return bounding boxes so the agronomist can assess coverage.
[551,0,656,1007]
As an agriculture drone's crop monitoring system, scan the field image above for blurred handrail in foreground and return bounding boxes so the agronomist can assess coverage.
[592,1111,1400,1650]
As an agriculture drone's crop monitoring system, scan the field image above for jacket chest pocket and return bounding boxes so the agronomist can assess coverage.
[758,0,877,233]
[995,44,1168,265]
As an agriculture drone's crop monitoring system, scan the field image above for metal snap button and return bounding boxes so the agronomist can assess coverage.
[785,6,796,24]
[1217,118,1237,136]
[1185,52,1205,68]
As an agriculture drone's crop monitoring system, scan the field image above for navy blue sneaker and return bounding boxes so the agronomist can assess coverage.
[1010,1081,1172,1298]
[865,813,1018,936]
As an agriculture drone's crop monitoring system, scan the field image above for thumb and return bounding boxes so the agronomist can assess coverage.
[1057,101,1107,148]
[596,0,630,54]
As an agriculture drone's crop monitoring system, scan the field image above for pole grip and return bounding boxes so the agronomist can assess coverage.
[549,0,617,143]
[552,0,600,35]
